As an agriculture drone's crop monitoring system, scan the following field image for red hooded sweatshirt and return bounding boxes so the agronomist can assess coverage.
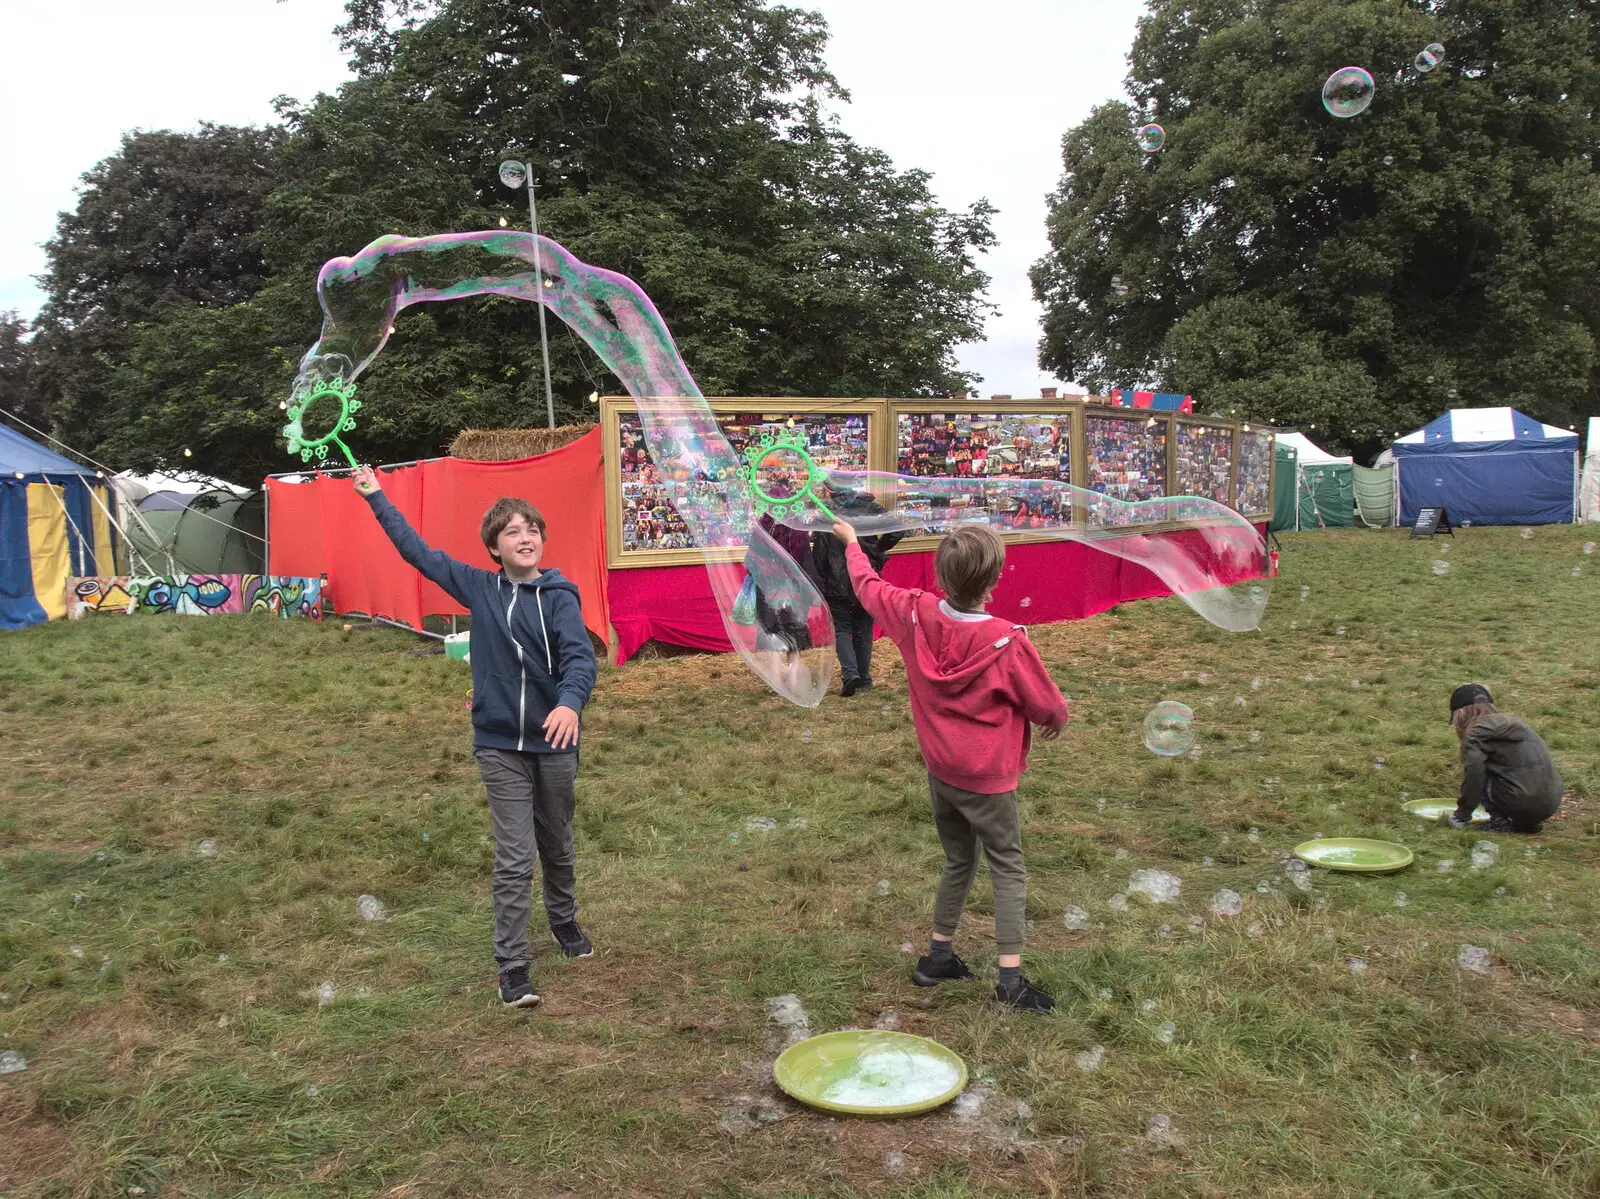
[846,543,1069,793]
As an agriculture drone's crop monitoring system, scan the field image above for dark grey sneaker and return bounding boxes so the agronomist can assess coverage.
[498,965,541,1009]
[912,952,976,987]
[552,921,594,959]
[994,975,1055,1015]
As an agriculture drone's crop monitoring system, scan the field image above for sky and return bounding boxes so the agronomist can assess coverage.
[0,0,1147,395]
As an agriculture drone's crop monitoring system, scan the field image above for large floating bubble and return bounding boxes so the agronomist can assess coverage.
[289,229,1271,707]
[1322,67,1375,118]
[1414,43,1445,73]
[1143,701,1196,757]
[1136,123,1166,153]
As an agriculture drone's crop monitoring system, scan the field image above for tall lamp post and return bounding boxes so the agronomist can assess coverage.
[499,158,556,429]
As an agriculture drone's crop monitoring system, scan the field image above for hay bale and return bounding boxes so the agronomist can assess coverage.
[449,424,596,461]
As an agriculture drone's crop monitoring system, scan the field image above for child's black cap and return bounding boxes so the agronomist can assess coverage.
[1449,683,1494,717]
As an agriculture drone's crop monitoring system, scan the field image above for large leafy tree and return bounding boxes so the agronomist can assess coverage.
[1031,0,1598,459]
[31,124,287,463]
[0,312,48,431]
[237,0,996,469]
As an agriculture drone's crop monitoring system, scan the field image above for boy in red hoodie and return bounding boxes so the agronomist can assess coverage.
[835,520,1069,1013]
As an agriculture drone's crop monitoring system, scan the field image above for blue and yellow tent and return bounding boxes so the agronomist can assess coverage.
[1,423,122,630]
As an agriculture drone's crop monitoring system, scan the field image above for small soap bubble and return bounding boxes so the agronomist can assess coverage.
[1113,847,1130,860]
[1095,798,1107,813]
[1373,756,1387,769]
[743,816,777,834]
[1234,695,1247,707]
[68,944,85,959]
[1246,921,1266,939]
[1075,1045,1106,1073]
[316,981,336,1007]
[1145,1113,1184,1148]
[306,1084,320,1098]
[1347,956,1368,974]
[1322,66,1376,118]
[1382,154,1395,166]
[1584,542,1595,555]
[1336,626,1347,636]
[1247,827,1261,843]
[1470,840,1499,870]
[1018,596,1032,609]
[357,894,387,921]
[1208,888,1243,917]
[1574,567,1583,578]
[1432,560,1450,576]
[1111,275,1130,297]
[1202,855,1214,866]
[197,838,218,858]
[1446,387,1459,399]
[1108,892,1129,912]
[1299,586,1310,600]
[1435,860,1454,874]
[1189,915,1205,929]
[1256,880,1273,894]
[1063,905,1090,930]
[1142,700,1195,757]
[1414,42,1445,72]
[1519,527,1533,540]
[1136,123,1167,152]
[801,728,813,745]
[1494,886,1506,896]
[1098,987,1114,999]
[874,879,891,897]
[1456,944,1491,974]
[1250,677,1263,691]
[1155,1020,1176,1044]
[0,1050,27,1074]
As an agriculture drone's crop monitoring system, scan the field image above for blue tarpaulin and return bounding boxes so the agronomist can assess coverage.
[1392,407,1580,528]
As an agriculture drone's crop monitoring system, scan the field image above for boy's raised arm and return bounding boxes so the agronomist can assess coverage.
[354,467,479,608]
[835,518,915,641]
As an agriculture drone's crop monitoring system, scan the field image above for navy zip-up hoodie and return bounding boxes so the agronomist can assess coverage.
[363,491,597,753]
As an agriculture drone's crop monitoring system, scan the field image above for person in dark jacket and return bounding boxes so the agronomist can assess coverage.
[1448,683,1563,833]
[810,488,905,695]
[354,467,598,1010]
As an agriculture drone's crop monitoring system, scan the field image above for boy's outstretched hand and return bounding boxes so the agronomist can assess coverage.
[543,704,580,750]
[1039,713,1070,741]
[832,516,858,545]
[353,466,381,495]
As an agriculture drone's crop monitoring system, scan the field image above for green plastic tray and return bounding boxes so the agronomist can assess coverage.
[773,1029,967,1117]
[1293,837,1414,873]
[1401,798,1488,822]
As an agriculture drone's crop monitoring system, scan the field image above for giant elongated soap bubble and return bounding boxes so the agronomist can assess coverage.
[288,230,1269,708]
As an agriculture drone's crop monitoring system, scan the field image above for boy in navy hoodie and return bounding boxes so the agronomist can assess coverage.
[354,467,598,1009]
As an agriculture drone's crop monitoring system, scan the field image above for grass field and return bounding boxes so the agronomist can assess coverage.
[2,525,1598,1198]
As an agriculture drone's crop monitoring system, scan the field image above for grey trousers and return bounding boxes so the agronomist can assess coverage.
[475,747,579,969]
[928,773,1028,955]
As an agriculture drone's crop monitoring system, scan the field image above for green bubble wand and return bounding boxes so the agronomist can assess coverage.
[736,428,838,523]
[283,378,363,468]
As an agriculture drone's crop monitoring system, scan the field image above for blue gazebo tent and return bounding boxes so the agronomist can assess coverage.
[1393,407,1580,528]
[0,423,122,630]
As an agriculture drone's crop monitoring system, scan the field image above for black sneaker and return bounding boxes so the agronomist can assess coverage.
[856,679,875,694]
[912,952,976,987]
[552,921,594,958]
[994,975,1055,1015]
[498,965,541,1009]
[841,677,863,697]
[1485,814,1516,833]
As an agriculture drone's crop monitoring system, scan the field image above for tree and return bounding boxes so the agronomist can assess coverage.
[31,124,287,457]
[1031,0,1599,459]
[247,0,995,466]
[0,312,48,431]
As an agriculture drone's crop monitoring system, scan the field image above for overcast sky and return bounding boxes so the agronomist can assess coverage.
[0,0,1146,394]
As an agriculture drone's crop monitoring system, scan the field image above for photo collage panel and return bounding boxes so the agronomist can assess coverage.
[618,411,871,554]
[1236,429,1273,514]
[1085,416,1167,525]
[895,412,1075,533]
[1173,423,1234,504]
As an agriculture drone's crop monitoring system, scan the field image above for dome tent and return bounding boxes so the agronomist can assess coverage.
[0,422,121,629]
[1275,431,1353,530]
[1393,407,1580,527]
[113,470,264,576]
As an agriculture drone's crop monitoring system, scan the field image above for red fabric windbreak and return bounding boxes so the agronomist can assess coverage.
[605,525,1266,663]
[265,429,610,642]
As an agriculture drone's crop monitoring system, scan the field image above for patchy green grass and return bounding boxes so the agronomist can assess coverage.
[1,525,1597,1198]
